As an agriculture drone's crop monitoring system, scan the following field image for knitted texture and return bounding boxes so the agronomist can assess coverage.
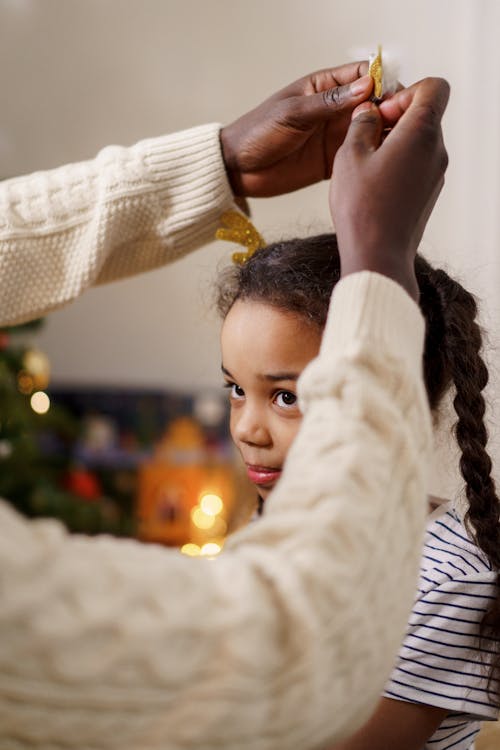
[0,123,234,325]
[0,132,431,747]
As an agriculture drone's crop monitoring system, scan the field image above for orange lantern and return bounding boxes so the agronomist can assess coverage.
[137,417,235,549]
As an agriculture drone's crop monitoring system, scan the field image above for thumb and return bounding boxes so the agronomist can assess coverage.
[343,102,384,155]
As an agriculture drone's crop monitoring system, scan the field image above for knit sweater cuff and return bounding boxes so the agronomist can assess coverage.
[326,271,424,362]
[135,123,235,250]
[299,272,425,403]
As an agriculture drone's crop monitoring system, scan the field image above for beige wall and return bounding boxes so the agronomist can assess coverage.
[1,0,499,495]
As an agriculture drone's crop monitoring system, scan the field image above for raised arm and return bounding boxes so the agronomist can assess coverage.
[0,62,372,326]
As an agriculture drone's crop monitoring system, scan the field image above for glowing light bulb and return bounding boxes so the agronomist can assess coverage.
[30,391,50,414]
[200,493,223,516]
[191,506,215,530]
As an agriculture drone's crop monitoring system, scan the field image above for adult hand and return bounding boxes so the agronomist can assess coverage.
[330,76,450,300]
[220,62,373,197]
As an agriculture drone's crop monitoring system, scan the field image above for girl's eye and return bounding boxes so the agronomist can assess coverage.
[224,382,245,400]
[275,390,297,408]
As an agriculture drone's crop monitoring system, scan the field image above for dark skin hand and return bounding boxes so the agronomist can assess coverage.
[220,62,373,197]
[331,76,450,300]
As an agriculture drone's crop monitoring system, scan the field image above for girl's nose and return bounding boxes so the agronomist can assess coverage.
[232,405,271,447]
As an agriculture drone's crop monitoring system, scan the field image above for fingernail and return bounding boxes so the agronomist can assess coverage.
[352,101,376,120]
[351,75,372,96]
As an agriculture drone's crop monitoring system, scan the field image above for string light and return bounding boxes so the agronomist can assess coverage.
[191,506,216,530]
[200,493,223,516]
[30,391,50,414]
[22,349,50,390]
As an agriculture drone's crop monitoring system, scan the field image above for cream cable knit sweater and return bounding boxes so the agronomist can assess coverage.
[0,124,432,750]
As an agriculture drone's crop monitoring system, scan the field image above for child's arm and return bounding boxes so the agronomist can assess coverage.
[331,697,448,750]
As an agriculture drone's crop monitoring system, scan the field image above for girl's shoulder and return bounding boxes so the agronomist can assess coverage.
[420,503,495,594]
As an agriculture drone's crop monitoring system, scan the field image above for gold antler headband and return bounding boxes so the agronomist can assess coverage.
[369,44,383,101]
[215,210,265,265]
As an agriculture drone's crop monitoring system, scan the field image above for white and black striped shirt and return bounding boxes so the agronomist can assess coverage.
[384,504,499,750]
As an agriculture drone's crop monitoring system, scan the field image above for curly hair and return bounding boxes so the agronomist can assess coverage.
[217,232,500,699]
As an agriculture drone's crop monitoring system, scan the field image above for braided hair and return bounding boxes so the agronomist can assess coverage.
[217,233,500,698]
[417,257,500,696]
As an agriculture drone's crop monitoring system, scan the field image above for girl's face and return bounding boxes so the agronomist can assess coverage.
[221,299,322,500]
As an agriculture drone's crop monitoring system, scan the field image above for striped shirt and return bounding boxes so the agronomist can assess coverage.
[384,503,499,749]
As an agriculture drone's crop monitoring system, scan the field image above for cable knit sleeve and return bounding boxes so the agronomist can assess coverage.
[0,272,432,750]
[0,123,234,326]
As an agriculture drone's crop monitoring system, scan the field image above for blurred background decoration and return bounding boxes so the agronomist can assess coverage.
[0,319,251,548]
[138,416,235,554]
[0,319,125,535]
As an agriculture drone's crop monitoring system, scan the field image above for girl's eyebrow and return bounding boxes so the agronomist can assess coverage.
[221,364,298,383]
[260,372,299,382]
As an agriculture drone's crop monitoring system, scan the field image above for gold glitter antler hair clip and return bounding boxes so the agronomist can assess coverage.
[369,44,383,102]
[215,210,265,265]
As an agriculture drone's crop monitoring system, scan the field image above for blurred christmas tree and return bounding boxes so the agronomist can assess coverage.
[0,320,134,536]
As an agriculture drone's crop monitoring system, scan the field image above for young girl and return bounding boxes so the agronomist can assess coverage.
[217,232,500,750]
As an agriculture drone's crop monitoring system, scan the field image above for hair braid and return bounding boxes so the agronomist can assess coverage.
[426,264,500,697]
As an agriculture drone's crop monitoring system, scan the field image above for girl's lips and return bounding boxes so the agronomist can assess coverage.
[246,465,282,486]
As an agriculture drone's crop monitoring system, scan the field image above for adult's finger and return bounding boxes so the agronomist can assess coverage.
[377,78,450,178]
[270,60,370,100]
[340,101,384,156]
[281,75,373,129]
[379,77,450,129]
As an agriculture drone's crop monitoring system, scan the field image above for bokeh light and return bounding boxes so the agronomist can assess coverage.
[30,391,50,414]
[191,506,216,530]
[17,370,35,395]
[23,349,50,390]
[200,493,223,516]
